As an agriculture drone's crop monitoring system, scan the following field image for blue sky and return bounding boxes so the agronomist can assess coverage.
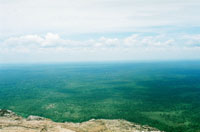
[1,0,200,63]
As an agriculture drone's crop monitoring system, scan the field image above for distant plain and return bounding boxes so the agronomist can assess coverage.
[0,61,200,132]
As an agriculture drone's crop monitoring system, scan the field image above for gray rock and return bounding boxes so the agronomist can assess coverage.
[0,109,16,117]
[27,115,46,121]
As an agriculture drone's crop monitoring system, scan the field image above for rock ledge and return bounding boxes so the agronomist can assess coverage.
[0,109,163,132]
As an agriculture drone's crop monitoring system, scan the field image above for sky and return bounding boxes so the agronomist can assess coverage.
[1,0,200,63]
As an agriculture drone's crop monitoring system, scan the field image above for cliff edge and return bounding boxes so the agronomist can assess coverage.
[0,109,162,132]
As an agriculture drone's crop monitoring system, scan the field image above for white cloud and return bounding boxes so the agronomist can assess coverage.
[4,35,43,48]
[1,33,200,63]
[181,34,200,47]
[1,0,200,62]
[2,33,200,50]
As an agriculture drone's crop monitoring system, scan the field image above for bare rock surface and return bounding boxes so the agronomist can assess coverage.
[0,109,163,132]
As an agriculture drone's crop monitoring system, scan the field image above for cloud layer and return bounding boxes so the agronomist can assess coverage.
[1,0,200,62]
[1,0,200,37]
[2,33,200,49]
[1,33,200,62]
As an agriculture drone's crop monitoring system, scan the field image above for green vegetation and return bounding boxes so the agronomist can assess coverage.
[0,61,200,132]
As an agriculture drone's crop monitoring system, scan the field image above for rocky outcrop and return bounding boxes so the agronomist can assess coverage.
[0,109,163,132]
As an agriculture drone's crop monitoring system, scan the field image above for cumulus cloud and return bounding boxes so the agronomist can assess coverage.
[1,33,200,62]
[3,33,75,48]
[181,34,200,47]
[1,0,200,62]
[2,33,200,50]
